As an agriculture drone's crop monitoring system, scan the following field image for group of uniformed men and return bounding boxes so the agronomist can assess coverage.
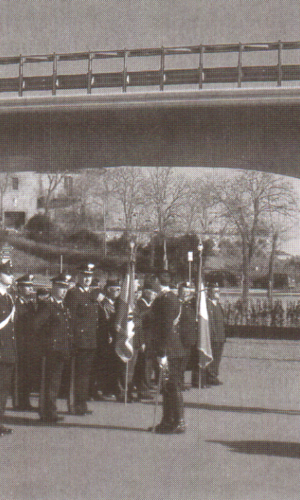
[0,259,225,437]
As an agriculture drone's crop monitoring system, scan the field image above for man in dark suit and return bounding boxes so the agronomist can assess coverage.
[34,273,72,423]
[149,271,189,434]
[177,282,197,389]
[204,284,226,385]
[0,260,16,437]
[14,274,36,411]
[64,263,98,415]
[127,278,159,401]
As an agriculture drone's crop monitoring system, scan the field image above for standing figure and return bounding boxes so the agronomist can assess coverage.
[204,284,226,386]
[34,273,72,423]
[177,282,197,389]
[64,263,98,415]
[14,274,36,411]
[150,271,188,434]
[131,278,159,401]
[97,279,121,400]
[0,260,16,437]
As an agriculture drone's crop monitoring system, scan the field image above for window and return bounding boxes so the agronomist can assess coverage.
[12,177,19,190]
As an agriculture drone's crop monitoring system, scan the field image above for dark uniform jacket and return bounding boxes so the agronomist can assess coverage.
[206,299,226,343]
[64,285,98,350]
[179,299,198,348]
[132,297,152,350]
[151,290,189,358]
[0,291,16,364]
[15,297,36,358]
[98,297,117,347]
[34,297,72,357]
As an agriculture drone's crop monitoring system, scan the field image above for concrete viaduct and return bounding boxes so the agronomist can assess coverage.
[0,43,300,178]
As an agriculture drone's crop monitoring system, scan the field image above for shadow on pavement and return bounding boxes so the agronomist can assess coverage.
[207,440,300,459]
[1,415,148,432]
[184,402,300,416]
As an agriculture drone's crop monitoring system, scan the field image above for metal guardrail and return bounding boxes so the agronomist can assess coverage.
[1,41,300,96]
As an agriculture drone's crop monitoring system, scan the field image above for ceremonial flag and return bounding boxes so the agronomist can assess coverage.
[115,259,136,363]
[197,282,213,368]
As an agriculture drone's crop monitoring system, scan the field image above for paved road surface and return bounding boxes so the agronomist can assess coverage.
[0,339,299,500]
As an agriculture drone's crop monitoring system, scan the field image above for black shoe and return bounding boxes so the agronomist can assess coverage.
[0,426,13,436]
[73,408,93,416]
[148,420,174,433]
[15,404,36,412]
[137,393,154,402]
[40,415,64,423]
[207,378,223,386]
[170,420,186,434]
[101,393,117,401]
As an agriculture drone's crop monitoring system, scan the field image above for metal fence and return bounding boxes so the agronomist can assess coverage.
[223,298,300,328]
[1,41,300,96]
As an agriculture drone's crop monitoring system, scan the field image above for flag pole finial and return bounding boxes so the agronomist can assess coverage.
[198,238,203,254]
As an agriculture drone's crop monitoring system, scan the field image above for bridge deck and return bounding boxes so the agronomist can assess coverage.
[1,87,300,114]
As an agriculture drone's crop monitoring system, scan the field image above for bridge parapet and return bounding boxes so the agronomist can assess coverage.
[1,41,300,96]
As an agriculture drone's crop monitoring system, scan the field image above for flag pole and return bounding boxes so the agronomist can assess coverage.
[124,239,135,406]
[124,362,128,406]
[196,238,204,388]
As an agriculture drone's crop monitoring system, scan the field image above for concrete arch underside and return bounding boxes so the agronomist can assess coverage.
[1,89,300,178]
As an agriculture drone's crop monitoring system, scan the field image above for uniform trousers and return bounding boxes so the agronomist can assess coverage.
[97,344,123,396]
[40,352,67,419]
[130,350,153,397]
[162,357,186,425]
[205,341,224,379]
[0,363,14,418]
[74,349,96,411]
[16,354,32,408]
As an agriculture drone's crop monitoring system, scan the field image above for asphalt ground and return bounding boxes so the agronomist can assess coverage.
[0,338,299,500]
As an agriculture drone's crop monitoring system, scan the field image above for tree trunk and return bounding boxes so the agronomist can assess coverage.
[242,238,250,312]
[268,231,278,308]
[150,235,155,268]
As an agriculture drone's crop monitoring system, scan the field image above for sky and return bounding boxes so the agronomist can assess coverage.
[0,1,299,56]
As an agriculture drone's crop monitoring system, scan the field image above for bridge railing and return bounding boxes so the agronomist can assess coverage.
[1,41,300,96]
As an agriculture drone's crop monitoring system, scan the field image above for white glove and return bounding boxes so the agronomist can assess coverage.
[157,355,168,367]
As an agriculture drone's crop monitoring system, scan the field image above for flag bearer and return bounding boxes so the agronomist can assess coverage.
[150,271,188,434]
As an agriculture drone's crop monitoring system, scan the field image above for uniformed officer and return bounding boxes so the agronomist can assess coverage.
[177,282,197,389]
[96,279,121,400]
[64,263,98,415]
[149,271,188,434]
[0,260,16,437]
[34,273,72,423]
[204,284,226,386]
[14,274,36,411]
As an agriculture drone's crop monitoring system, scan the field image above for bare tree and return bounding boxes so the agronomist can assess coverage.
[142,167,189,235]
[40,171,68,216]
[182,175,218,234]
[104,167,146,232]
[212,170,298,306]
